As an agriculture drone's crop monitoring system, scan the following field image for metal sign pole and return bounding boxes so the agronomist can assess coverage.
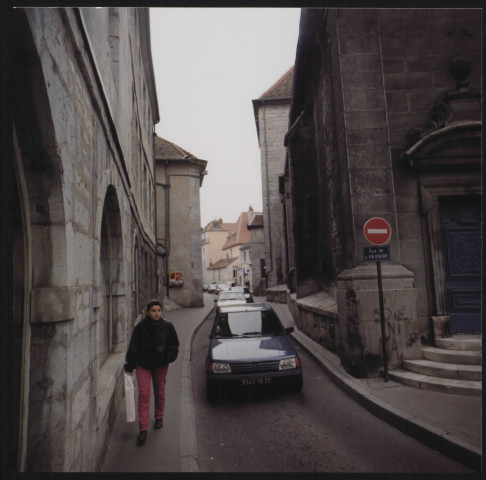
[376,260,388,382]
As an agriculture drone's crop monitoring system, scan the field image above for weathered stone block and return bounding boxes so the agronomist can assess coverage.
[31,286,80,323]
[343,88,385,112]
[337,264,421,377]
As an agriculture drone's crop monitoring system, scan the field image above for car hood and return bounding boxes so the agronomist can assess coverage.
[210,335,296,362]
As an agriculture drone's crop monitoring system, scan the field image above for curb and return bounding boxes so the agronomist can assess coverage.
[290,328,482,472]
[179,306,214,472]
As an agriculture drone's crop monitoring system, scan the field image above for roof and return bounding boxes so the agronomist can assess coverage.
[258,66,294,100]
[203,219,235,233]
[208,257,238,270]
[154,135,196,160]
[252,67,294,140]
[248,213,263,229]
[222,208,263,250]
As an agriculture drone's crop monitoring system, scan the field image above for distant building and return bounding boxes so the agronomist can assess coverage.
[245,212,265,295]
[11,8,158,471]
[202,208,263,290]
[252,67,294,290]
[201,219,234,285]
[207,256,239,284]
[222,207,263,288]
[154,136,207,307]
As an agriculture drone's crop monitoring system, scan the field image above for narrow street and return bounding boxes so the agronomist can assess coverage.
[191,304,474,473]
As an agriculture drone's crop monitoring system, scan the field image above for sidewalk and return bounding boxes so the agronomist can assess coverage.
[101,296,481,472]
[101,294,215,472]
[269,301,482,472]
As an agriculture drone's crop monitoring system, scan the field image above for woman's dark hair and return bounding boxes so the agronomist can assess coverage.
[147,299,163,311]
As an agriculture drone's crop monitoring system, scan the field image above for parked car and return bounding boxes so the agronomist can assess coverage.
[203,284,209,292]
[206,303,303,400]
[208,283,218,294]
[217,284,230,293]
[215,291,247,309]
[230,286,254,303]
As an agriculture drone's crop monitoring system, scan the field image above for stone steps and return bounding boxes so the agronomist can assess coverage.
[422,346,481,365]
[387,369,482,397]
[390,335,482,397]
[403,358,481,381]
[435,336,482,351]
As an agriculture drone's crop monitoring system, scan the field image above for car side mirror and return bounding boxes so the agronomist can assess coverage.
[286,326,294,334]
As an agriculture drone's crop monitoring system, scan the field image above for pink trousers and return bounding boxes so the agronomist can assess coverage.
[136,365,169,431]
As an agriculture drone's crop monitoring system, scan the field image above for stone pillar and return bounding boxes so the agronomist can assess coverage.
[336,263,421,378]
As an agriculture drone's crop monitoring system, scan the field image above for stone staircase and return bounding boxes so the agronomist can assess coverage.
[388,335,482,397]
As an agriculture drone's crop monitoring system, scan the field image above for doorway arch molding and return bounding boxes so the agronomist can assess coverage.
[402,121,481,325]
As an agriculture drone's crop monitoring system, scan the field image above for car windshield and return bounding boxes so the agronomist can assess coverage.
[214,310,285,337]
[218,292,246,302]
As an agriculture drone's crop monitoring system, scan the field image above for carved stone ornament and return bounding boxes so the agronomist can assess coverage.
[407,55,476,147]
[408,100,452,146]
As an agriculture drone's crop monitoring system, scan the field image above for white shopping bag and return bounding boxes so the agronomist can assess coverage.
[124,372,136,423]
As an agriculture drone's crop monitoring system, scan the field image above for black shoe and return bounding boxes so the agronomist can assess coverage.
[154,418,163,430]
[136,430,147,446]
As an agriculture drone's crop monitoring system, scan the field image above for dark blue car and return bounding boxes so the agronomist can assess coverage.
[206,303,303,400]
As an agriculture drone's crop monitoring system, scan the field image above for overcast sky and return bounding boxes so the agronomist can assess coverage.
[149,8,301,227]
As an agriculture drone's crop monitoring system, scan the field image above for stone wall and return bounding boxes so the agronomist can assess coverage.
[13,8,158,471]
[258,103,290,288]
[289,292,339,354]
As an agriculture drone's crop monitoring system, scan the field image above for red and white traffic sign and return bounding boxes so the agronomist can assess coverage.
[363,217,391,245]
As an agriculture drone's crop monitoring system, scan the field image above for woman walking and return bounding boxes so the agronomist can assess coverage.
[124,299,180,446]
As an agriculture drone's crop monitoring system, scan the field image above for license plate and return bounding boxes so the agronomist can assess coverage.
[241,377,272,386]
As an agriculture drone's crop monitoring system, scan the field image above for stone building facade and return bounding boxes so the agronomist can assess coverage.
[221,208,263,288]
[201,219,233,285]
[154,136,207,307]
[284,9,481,376]
[252,67,294,290]
[246,212,265,295]
[10,8,158,471]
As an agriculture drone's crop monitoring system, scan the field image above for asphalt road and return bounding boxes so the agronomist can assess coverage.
[191,311,474,474]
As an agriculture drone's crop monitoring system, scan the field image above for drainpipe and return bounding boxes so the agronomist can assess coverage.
[261,101,273,284]
[165,160,170,297]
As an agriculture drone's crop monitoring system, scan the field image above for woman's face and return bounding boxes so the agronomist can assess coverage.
[148,305,162,321]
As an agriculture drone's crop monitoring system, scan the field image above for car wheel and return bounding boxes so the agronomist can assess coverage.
[290,375,303,393]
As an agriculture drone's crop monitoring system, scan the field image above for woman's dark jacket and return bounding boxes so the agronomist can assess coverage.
[124,316,179,372]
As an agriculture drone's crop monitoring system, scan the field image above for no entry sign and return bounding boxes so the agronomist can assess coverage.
[363,217,391,245]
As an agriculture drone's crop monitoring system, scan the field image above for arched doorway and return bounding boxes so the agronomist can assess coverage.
[404,122,481,335]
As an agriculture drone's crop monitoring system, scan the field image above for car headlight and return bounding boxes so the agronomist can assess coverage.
[279,357,298,370]
[211,362,231,374]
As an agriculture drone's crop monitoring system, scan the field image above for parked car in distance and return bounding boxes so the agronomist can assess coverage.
[203,284,209,292]
[217,284,230,294]
[216,291,247,309]
[208,283,218,294]
[230,286,254,303]
[206,303,303,400]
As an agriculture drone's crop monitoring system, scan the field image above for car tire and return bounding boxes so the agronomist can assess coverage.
[290,375,303,393]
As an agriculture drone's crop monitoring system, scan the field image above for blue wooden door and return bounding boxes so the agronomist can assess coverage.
[439,195,481,334]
